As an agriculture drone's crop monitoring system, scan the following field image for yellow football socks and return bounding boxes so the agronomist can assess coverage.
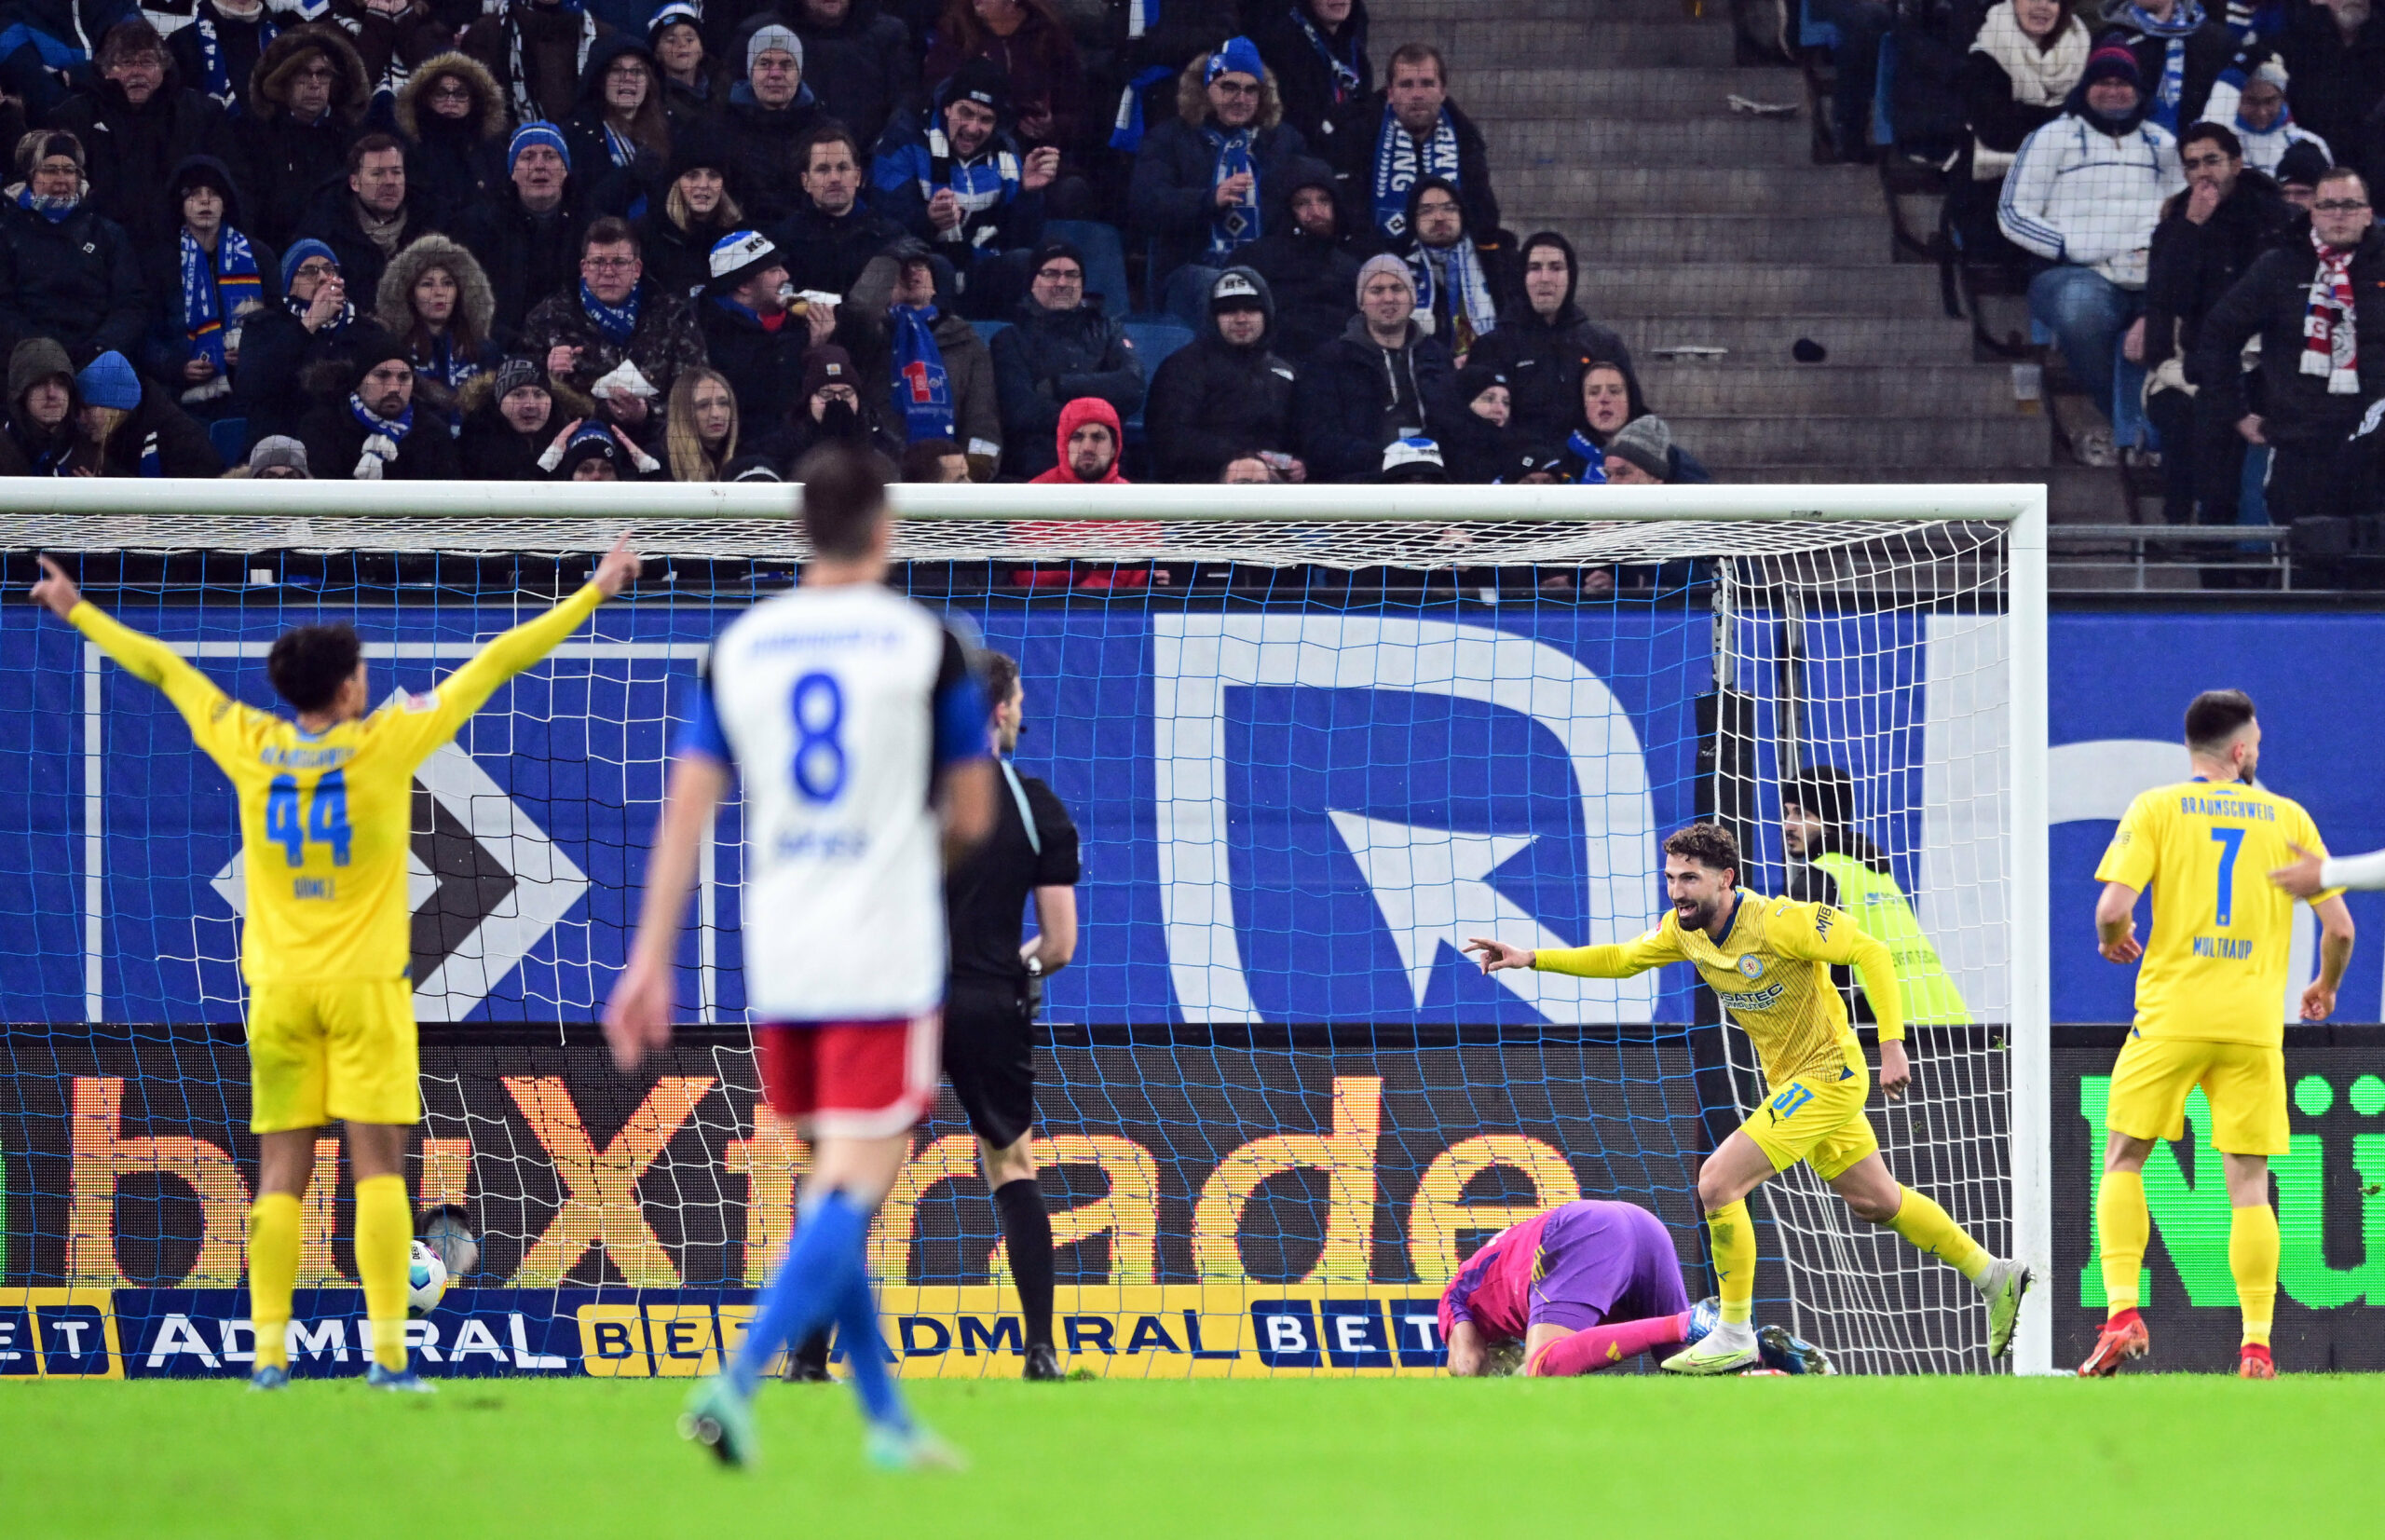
[1884,1185,1992,1281]
[2097,1168,2148,1316]
[1708,1199,1756,1325]
[247,1192,301,1372]
[2229,1202,2280,1349]
[354,1174,413,1371]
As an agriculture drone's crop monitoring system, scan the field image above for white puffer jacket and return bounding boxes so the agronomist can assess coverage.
[1998,109,2184,288]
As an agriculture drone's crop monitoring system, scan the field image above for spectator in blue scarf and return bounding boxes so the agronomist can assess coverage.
[170,0,281,117]
[145,156,277,423]
[373,234,501,432]
[872,56,1059,320]
[2104,0,2233,133]
[1130,36,1311,333]
[1323,42,1499,251]
[850,243,1003,474]
[1250,0,1370,144]
[0,130,151,366]
[521,214,709,435]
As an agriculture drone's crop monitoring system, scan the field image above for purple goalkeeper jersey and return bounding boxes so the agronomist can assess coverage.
[1438,1199,1691,1342]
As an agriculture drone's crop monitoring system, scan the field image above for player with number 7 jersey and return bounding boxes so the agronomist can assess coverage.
[26,539,641,1395]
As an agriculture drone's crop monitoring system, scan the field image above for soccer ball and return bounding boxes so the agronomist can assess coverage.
[407,1240,450,1317]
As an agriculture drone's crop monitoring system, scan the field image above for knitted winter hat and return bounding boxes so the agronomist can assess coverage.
[1500,444,1565,484]
[1455,363,1506,405]
[647,0,702,46]
[7,337,73,404]
[669,119,732,183]
[75,351,140,411]
[2275,141,2331,190]
[509,120,570,175]
[1356,252,1415,307]
[280,238,339,289]
[1206,35,1265,85]
[940,56,1009,118]
[492,355,547,401]
[725,454,784,482]
[349,332,416,390]
[2081,44,2141,90]
[802,345,857,401]
[746,22,801,77]
[247,435,310,476]
[1605,415,1672,481]
[707,229,783,293]
[1209,268,1263,311]
[1380,435,1447,483]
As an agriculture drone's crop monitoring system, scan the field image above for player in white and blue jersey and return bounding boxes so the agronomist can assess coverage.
[604,444,995,1469]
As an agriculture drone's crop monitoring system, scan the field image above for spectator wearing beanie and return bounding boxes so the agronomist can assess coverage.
[2273,140,2331,214]
[244,434,310,478]
[649,5,726,119]
[1133,37,1312,333]
[66,349,224,477]
[1248,0,1371,146]
[0,337,79,476]
[638,123,743,300]
[392,53,511,229]
[793,0,917,153]
[711,21,824,226]
[1467,231,1633,447]
[145,156,278,423]
[755,342,904,468]
[1600,415,1674,485]
[2141,121,2289,525]
[0,131,150,366]
[461,0,618,131]
[562,34,673,219]
[1295,252,1457,483]
[298,334,464,480]
[1244,156,1370,365]
[871,57,1058,320]
[991,238,1144,479]
[51,19,241,254]
[1951,0,2090,268]
[234,238,384,443]
[1144,266,1303,484]
[2188,167,2385,528]
[2197,49,2330,181]
[1029,394,1128,484]
[1377,433,1446,484]
[1439,361,1510,483]
[234,25,373,252]
[2101,0,2232,135]
[2000,43,2183,465]
[701,228,818,427]
[459,353,560,480]
[540,416,661,479]
[920,0,1086,157]
[456,121,592,334]
[848,244,1003,475]
[521,215,709,432]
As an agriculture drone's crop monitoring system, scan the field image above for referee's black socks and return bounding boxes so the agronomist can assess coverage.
[995,1178,1056,1349]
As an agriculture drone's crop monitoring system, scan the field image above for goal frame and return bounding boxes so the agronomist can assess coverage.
[16,478,2051,1374]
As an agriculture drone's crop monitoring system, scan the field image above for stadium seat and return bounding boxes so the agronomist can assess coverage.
[1044,219,1131,319]
[1870,34,1898,148]
[209,416,249,468]
[1118,320,1192,433]
[971,318,1011,350]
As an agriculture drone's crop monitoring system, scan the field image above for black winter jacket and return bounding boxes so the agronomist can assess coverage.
[699,296,808,428]
[0,198,151,362]
[459,406,551,480]
[796,0,915,151]
[2189,225,2385,449]
[1324,92,1499,247]
[48,79,240,252]
[1247,0,1371,147]
[299,395,466,479]
[1242,156,1372,363]
[2144,171,2290,373]
[1143,266,1300,483]
[233,309,391,441]
[635,204,738,302]
[560,34,671,219]
[989,296,1144,480]
[1129,114,1311,285]
[768,198,911,296]
[1466,233,1634,446]
[235,109,358,252]
[1295,313,1457,483]
[453,189,590,334]
[706,85,824,226]
[292,185,441,313]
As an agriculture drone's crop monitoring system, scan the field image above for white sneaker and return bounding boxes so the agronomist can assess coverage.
[1977,1259,2034,1359]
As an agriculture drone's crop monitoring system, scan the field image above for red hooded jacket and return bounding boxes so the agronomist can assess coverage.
[1028,396,1132,484]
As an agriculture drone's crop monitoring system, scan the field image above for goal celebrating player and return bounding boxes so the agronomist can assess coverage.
[2086,689,2352,1379]
[1440,1197,1831,1378]
[28,539,640,1392]
[604,445,995,1468]
[1466,823,2030,1373]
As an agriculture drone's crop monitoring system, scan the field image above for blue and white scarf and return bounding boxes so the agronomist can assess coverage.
[1407,239,1496,357]
[417,332,483,392]
[1291,4,1363,107]
[1564,429,1608,484]
[579,279,641,344]
[888,304,955,443]
[1204,126,1261,261]
[910,127,1020,251]
[348,391,414,478]
[2120,0,2204,132]
[15,186,76,224]
[179,226,262,399]
[1110,64,1179,152]
[190,8,280,114]
[1370,106,1460,242]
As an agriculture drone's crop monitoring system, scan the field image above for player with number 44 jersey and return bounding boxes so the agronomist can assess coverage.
[2088,690,2353,1380]
[26,539,641,1395]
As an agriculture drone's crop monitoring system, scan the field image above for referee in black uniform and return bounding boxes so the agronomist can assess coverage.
[944,649,1081,1379]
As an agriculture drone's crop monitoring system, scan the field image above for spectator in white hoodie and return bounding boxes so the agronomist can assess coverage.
[2000,42,2183,462]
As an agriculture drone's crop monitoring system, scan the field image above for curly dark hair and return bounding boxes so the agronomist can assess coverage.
[1662,822,1739,876]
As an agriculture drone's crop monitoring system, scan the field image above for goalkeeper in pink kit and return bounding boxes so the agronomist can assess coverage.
[1440,1199,1831,1376]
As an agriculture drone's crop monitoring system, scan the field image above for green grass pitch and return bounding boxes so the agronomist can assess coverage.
[9,1376,2385,1539]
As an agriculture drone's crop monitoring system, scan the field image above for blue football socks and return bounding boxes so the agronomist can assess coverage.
[729,1188,867,1398]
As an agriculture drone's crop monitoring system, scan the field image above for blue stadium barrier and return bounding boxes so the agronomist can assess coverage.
[208,416,249,468]
[1044,219,1131,319]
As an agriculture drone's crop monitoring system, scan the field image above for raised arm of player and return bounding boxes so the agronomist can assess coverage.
[387,536,642,762]
[605,747,731,1071]
[31,556,243,746]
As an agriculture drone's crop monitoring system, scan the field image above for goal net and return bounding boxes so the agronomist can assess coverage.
[0,483,2047,1381]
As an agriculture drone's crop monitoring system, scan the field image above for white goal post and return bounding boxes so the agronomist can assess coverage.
[10,479,2051,1376]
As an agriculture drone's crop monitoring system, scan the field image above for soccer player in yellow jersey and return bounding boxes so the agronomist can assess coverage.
[28,541,639,1391]
[1467,821,2030,1373]
[2087,689,2353,1380]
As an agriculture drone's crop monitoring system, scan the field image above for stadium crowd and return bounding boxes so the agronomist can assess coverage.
[0,0,1697,490]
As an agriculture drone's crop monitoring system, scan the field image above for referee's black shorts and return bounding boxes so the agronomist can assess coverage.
[942,976,1035,1149]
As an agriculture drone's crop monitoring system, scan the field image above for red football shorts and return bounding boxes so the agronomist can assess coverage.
[754,1015,941,1138]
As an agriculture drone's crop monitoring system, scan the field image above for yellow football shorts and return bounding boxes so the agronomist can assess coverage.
[2103,1031,2288,1155]
[1741,1058,1879,1180]
[245,978,420,1133]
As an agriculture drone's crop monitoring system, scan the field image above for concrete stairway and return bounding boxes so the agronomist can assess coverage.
[1366,0,2109,511]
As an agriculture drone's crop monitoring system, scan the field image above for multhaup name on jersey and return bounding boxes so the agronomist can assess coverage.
[2191,935,2256,960]
[259,744,353,770]
[2178,794,2276,821]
